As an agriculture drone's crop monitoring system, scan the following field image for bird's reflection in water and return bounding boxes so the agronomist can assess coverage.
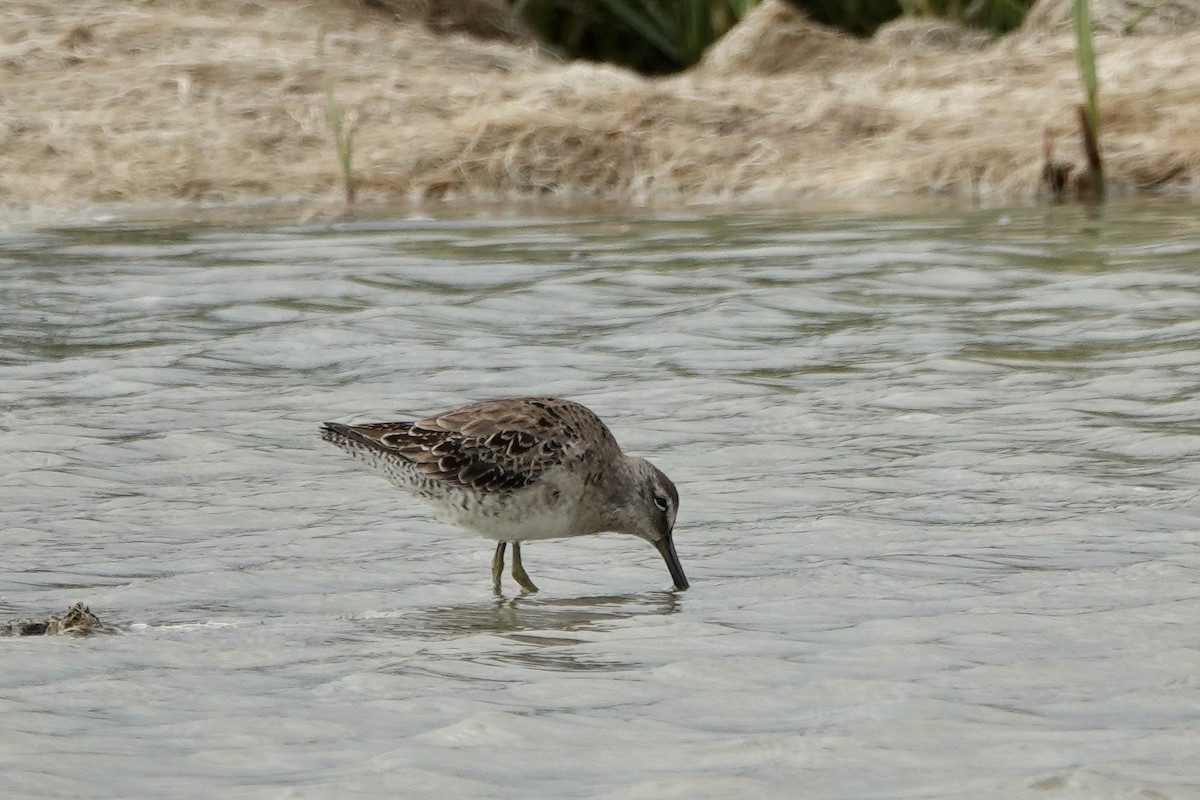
[361,591,682,673]
[361,591,681,640]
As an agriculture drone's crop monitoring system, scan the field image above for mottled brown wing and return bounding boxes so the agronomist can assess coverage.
[351,398,619,493]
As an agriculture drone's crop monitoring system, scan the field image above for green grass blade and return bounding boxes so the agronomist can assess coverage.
[1072,0,1104,197]
[324,79,356,206]
[1074,0,1099,132]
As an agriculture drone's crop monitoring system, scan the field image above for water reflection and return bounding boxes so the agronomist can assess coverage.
[360,591,682,640]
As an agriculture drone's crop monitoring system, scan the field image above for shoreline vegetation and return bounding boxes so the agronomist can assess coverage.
[2,0,1199,218]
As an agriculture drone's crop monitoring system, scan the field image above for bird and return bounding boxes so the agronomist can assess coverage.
[319,397,688,594]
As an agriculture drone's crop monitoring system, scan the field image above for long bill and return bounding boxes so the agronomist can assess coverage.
[653,533,689,591]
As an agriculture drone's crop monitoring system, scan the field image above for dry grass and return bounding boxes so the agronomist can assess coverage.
[2,0,1199,214]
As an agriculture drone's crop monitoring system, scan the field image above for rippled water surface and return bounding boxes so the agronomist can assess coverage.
[3,203,1199,799]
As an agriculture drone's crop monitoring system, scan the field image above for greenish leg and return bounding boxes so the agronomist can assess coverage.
[492,542,507,593]
[510,542,539,594]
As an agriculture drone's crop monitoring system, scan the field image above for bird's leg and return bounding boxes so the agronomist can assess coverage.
[492,542,507,594]
[510,542,539,594]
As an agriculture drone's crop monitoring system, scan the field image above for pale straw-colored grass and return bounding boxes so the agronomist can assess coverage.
[2,0,1198,214]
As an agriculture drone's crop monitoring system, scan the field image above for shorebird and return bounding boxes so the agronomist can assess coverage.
[320,397,687,594]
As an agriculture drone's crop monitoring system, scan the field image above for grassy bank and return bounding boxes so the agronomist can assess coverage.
[1,0,1197,214]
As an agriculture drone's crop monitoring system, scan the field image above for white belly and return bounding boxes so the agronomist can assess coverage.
[430,483,593,542]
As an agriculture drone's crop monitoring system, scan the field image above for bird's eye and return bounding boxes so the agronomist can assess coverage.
[653,493,670,513]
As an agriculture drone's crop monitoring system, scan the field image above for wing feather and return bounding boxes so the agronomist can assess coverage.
[333,398,619,493]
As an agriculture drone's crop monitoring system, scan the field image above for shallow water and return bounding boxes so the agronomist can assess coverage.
[2,202,1199,799]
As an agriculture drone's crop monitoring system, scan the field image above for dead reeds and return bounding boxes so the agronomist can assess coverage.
[1,0,1198,213]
